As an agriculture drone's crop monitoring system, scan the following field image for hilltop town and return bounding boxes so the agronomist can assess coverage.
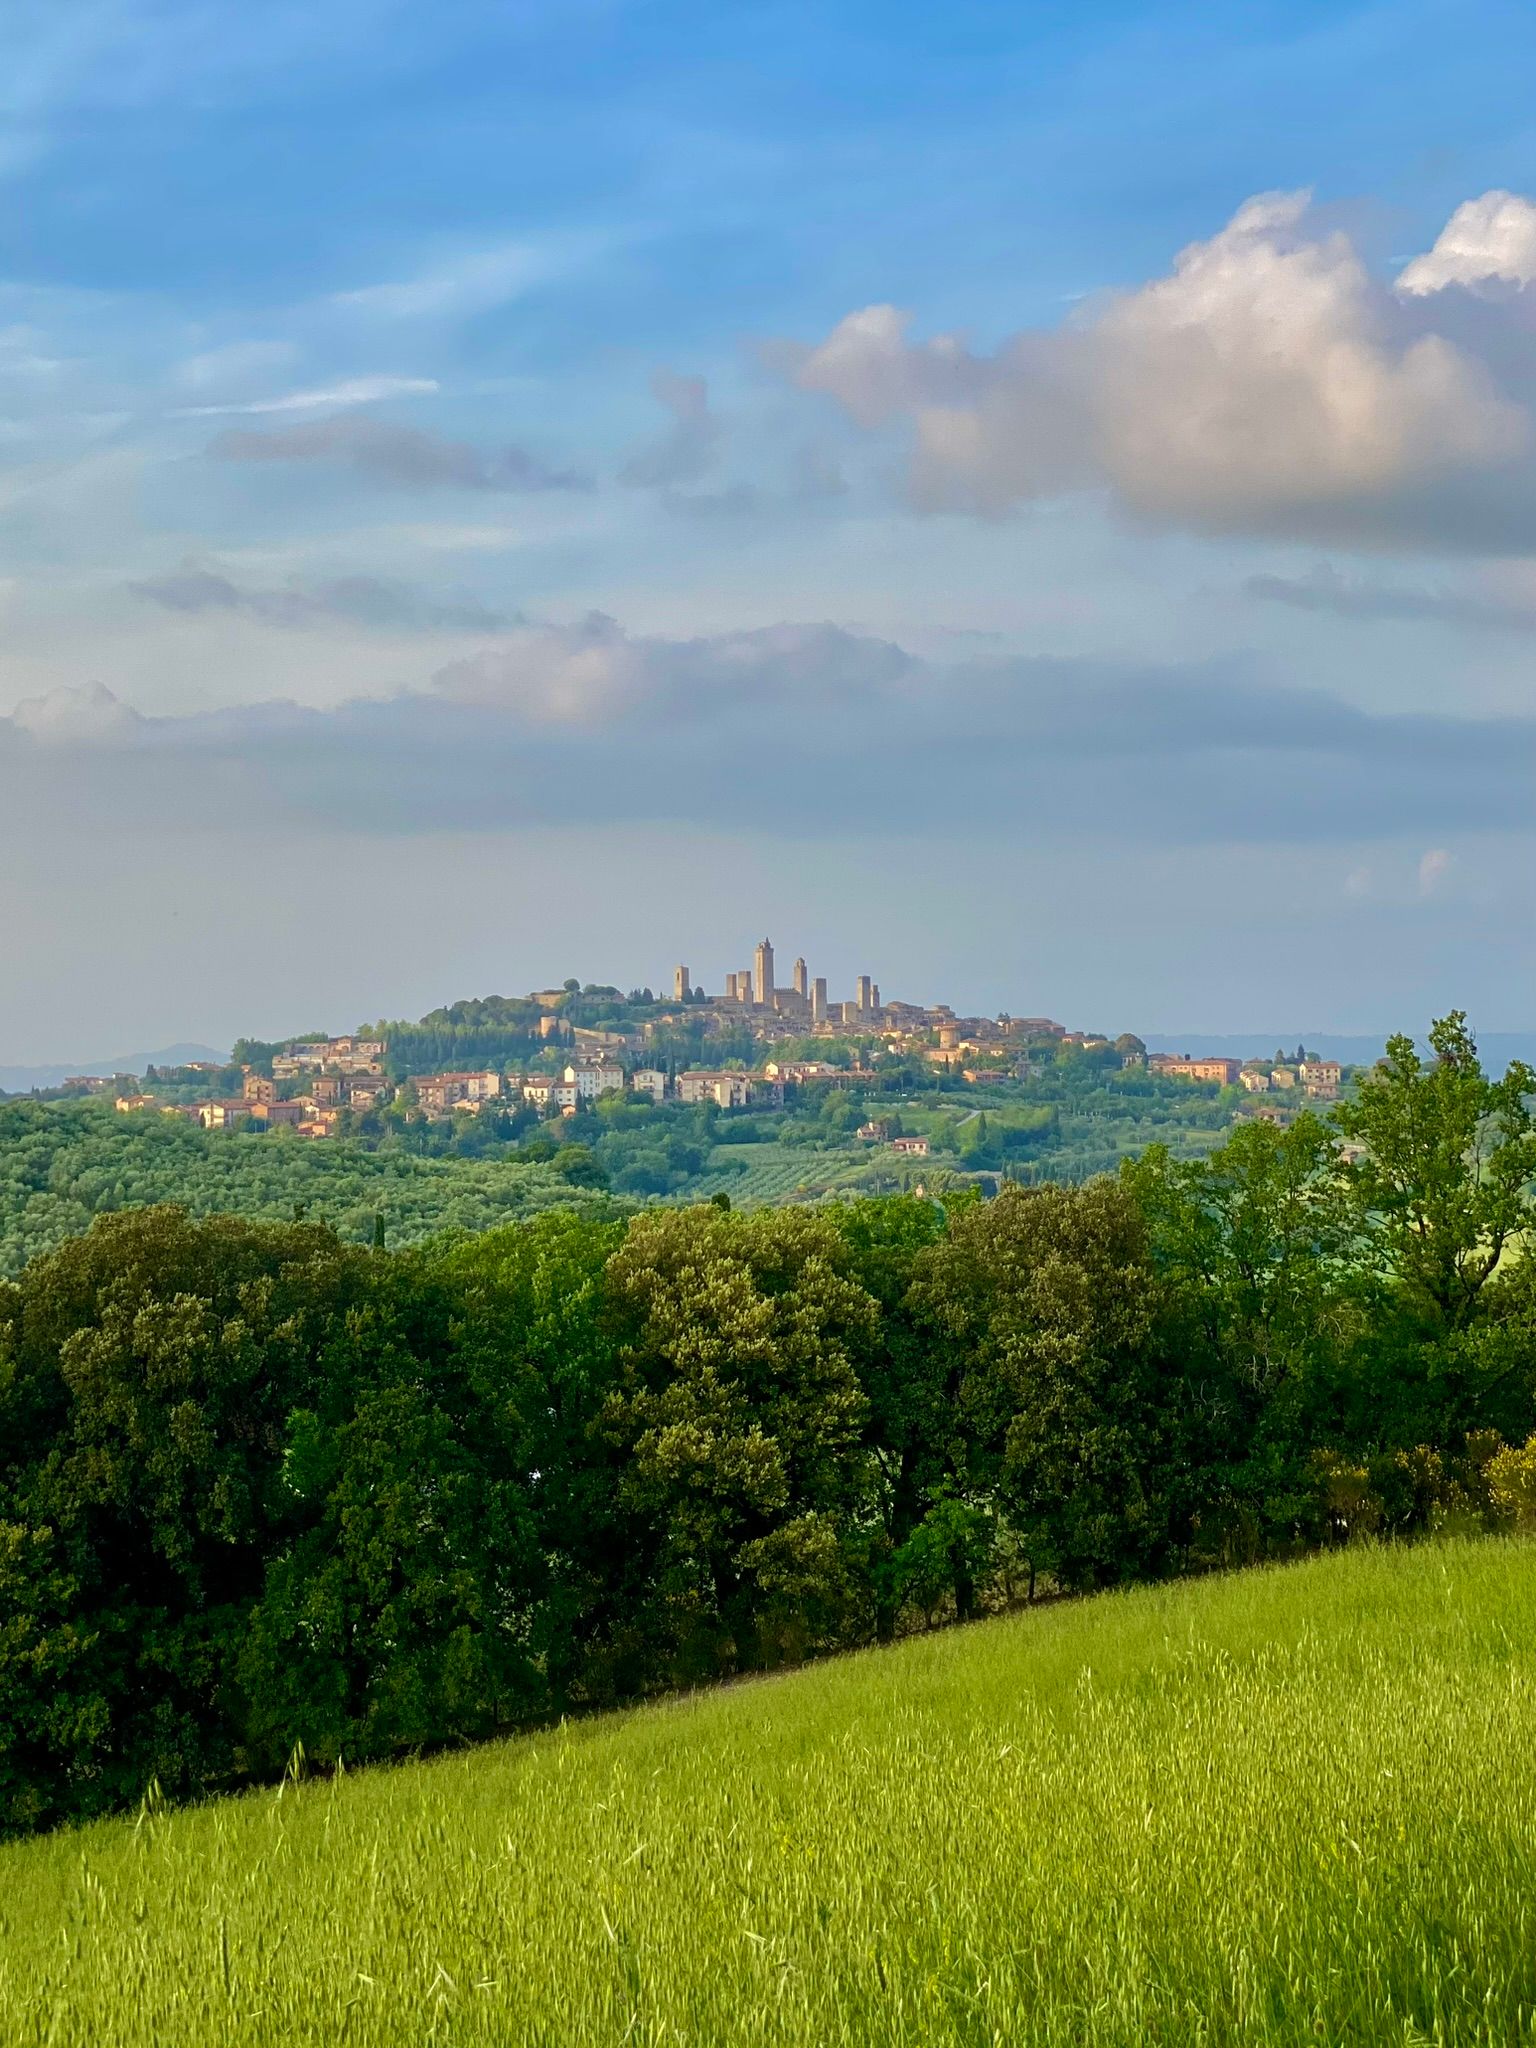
[82,936,1347,1141]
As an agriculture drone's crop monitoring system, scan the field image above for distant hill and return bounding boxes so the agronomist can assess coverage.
[0,1043,228,1095]
[1145,1030,1536,1070]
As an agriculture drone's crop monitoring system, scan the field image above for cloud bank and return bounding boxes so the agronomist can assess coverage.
[782,189,1536,549]
[3,615,1530,850]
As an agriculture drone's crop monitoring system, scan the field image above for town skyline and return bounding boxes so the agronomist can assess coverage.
[91,994,1347,1143]
[7,922,1536,1089]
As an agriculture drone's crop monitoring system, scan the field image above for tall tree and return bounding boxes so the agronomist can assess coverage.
[601,1206,876,1677]
[911,1181,1188,1596]
[1332,1014,1536,1443]
[831,1195,954,1638]
[1334,1014,1536,1335]
[1124,1116,1365,1547]
[436,1211,629,1706]
[0,1210,374,1827]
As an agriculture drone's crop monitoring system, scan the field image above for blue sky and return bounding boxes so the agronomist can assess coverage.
[3,0,1536,1061]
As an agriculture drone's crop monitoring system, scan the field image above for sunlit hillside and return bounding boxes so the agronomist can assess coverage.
[5,1539,1536,2047]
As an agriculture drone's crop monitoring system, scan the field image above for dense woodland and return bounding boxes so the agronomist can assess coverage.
[3,1014,1536,1839]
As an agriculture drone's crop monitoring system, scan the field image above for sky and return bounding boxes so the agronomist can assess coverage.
[4,0,1536,1061]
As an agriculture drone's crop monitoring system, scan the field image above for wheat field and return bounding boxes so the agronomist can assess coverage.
[5,1539,1536,2045]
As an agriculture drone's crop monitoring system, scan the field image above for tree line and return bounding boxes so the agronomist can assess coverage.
[4,1014,1536,1839]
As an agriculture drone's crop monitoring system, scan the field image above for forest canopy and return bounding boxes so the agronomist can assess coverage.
[2,1015,1535,1839]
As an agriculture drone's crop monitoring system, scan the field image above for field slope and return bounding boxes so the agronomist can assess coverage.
[5,1539,1536,2045]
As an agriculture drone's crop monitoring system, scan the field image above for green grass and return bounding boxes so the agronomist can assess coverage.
[6,1538,1536,2045]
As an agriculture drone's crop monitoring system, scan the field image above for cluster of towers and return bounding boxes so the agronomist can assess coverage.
[671,941,882,1026]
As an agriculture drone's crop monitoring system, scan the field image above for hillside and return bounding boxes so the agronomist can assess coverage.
[0,1100,618,1277]
[0,1057,1242,1275]
[5,1538,1536,2046]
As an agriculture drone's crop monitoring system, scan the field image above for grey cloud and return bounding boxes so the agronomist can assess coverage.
[430,615,916,725]
[619,371,723,488]
[654,443,850,520]
[207,411,590,492]
[4,618,1534,851]
[781,190,1536,552]
[1245,566,1536,631]
[130,561,516,633]
[656,483,767,519]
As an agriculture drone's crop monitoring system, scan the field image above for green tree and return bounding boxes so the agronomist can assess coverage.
[0,1210,374,1828]
[831,1195,960,1636]
[601,1206,876,1677]
[911,1181,1188,1596]
[1331,1015,1536,1444]
[238,1289,546,1769]
[1124,1117,1364,1550]
[436,1212,629,1706]
[1125,1116,1355,1393]
[1334,1013,1536,1335]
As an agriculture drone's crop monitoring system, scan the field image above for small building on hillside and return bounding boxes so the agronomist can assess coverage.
[417,1071,502,1115]
[564,1060,626,1099]
[676,1070,782,1109]
[1148,1054,1243,1086]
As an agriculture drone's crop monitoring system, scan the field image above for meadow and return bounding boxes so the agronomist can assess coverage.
[5,1537,1536,2047]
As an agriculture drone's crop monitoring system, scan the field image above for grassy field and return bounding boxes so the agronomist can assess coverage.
[5,1539,1536,2045]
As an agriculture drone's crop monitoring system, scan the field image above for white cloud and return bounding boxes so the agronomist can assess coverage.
[1418,847,1452,896]
[436,615,649,725]
[174,374,439,418]
[330,241,564,322]
[432,615,912,727]
[1396,192,1536,296]
[172,340,300,392]
[10,679,141,744]
[785,190,1536,547]
[792,305,976,429]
